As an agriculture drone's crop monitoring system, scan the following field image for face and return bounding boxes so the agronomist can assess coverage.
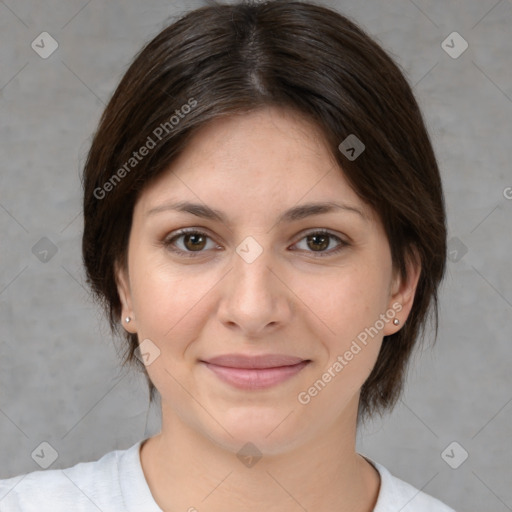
[117,106,420,455]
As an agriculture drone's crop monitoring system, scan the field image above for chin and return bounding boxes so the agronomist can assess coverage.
[204,408,307,457]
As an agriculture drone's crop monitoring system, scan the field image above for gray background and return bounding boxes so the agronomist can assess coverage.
[0,1,511,511]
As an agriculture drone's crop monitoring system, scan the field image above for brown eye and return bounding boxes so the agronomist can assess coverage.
[164,229,217,257]
[306,233,330,251]
[164,228,347,259]
[292,229,347,257]
[183,232,207,251]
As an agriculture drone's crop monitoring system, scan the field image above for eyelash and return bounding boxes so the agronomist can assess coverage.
[162,228,348,259]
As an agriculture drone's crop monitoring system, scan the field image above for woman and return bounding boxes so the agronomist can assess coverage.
[0,1,456,510]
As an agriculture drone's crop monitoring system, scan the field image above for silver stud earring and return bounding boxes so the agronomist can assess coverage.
[125,317,131,323]
[393,318,400,326]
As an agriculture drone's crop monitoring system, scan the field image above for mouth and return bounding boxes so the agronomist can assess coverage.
[199,354,311,390]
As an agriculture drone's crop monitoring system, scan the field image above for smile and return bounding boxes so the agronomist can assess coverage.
[201,361,311,390]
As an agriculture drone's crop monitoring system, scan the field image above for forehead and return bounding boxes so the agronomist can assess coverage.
[135,106,374,223]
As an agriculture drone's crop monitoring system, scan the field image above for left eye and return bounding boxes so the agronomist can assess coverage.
[165,230,219,255]
[293,230,346,255]
[163,229,347,258]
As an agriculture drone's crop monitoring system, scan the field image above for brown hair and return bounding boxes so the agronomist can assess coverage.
[82,0,446,421]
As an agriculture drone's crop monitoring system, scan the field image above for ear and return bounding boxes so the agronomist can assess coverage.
[115,260,137,333]
[383,247,421,336]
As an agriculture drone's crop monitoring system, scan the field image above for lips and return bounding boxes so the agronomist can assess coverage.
[202,353,307,369]
[200,354,311,390]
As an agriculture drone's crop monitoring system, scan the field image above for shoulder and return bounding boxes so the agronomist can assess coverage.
[0,442,140,512]
[368,458,456,512]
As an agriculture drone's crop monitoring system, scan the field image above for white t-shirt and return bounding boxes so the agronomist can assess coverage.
[0,439,456,511]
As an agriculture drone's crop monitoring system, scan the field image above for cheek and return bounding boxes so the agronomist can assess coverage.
[129,260,215,348]
[296,263,391,342]
[293,261,391,391]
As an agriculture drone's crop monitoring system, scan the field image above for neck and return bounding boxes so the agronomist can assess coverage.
[140,398,380,512]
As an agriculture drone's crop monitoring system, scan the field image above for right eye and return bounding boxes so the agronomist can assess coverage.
[163,229,220,257]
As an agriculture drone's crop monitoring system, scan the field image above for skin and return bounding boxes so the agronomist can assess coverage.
[116,106,421,512]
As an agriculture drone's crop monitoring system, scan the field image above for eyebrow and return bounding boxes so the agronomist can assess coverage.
[146,200,368,224]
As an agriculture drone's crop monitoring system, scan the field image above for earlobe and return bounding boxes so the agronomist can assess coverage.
[384,247,421,335]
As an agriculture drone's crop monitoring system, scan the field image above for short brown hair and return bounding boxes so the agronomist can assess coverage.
[82,0,446,421]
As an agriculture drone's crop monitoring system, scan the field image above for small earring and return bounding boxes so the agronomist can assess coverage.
[393,318,400,326]
[125,317,131,323]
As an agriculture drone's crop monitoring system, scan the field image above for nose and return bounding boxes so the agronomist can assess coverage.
[216,239,293,338]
